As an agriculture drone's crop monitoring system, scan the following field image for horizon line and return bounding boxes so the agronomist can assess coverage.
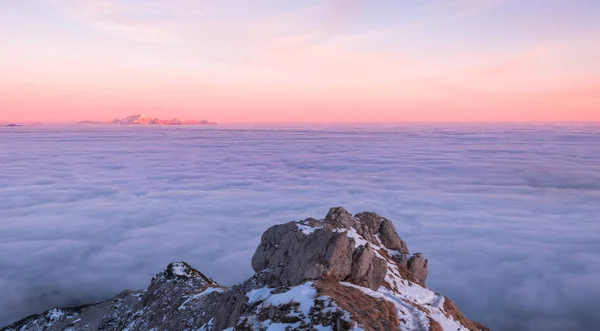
[3,120,600,125]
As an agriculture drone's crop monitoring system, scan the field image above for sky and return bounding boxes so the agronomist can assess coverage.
[1,0,599,123]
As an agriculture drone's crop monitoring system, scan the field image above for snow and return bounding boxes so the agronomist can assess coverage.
[197,318,214,331]
[264,282,317,317]
[297,224,320,235]
[326,217,474,330]
[170,262,190,277]
[200,287,224,296]
[427,298,470,331]
[335,227,370,248]
[333,226,393,261]
[178,287,225,310]
[246,287,273,304]
[343,258,471,331]
[45,309,65,323]
[241,282,347,330]
[121,319,137,331]
[375,233,404,257]
[382,260,471,330]
[342,282,430,331]
[245,283,317,317]
[394,279,437,306]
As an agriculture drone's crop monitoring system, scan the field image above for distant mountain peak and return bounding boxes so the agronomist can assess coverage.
[78,114,216,125]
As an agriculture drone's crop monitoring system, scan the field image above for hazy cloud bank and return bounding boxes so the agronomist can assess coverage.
[1,123,599,330]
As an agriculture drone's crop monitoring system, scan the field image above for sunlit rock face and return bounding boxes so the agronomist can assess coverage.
[1,208,487,331]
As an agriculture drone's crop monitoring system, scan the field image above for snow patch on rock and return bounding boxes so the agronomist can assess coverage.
[264,282,317,317]
[246,287,273,304]
[178,287,225,310]
[170,261,194,277]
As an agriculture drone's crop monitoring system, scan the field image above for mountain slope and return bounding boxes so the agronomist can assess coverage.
[1,207,488,331]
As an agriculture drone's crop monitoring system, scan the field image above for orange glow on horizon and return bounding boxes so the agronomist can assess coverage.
[1,1,599,123]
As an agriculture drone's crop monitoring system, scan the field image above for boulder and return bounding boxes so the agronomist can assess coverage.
[378,219,409,254]
[408,253,429,286]
[348,243,387,289]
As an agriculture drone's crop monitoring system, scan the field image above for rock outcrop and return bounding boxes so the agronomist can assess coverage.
[251,207,417,290]
[1,207,488,331]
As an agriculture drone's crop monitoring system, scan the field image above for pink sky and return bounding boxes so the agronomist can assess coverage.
[1,0,599,123]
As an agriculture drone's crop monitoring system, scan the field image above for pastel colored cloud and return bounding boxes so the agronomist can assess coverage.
[1,124,600,330]
[0,0,599,122]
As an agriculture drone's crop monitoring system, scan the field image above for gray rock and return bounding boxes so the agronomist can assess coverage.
[211,272,277,330]
[252,224,356,286]
[324,206,358,229]
[392,253,409,268]
[211,282,252,330]
[378,219,409,254]
[408,253,429,286]
[250,209,394,291]
[354,212,383,234]
[125,261,221,330]
[348,243,388,289]
[2,262,222,331]
[354,212,383,244]
[251,221,301,272]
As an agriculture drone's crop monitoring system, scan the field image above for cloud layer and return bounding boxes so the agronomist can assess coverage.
[1,123,600,330]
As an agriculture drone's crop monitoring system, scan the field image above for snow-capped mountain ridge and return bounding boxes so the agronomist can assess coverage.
[1,207,488,331]
[79,114,217,125]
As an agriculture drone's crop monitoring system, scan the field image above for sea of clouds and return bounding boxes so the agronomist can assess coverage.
[1,123,599,330]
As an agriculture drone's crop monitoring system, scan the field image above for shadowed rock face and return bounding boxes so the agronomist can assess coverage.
[2,207,486,331]
[1,262,225,331]
[408,253,429,286]
[252,223,357,287]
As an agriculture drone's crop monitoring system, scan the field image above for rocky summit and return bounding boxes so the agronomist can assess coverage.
[1,207,489,331]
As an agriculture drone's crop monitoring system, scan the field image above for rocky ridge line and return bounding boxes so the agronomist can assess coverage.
[1,207,488,331]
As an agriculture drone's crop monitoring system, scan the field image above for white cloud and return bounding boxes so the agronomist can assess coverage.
[427,0,510,17]
[52,0,211,43]
[1,124,600,330]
